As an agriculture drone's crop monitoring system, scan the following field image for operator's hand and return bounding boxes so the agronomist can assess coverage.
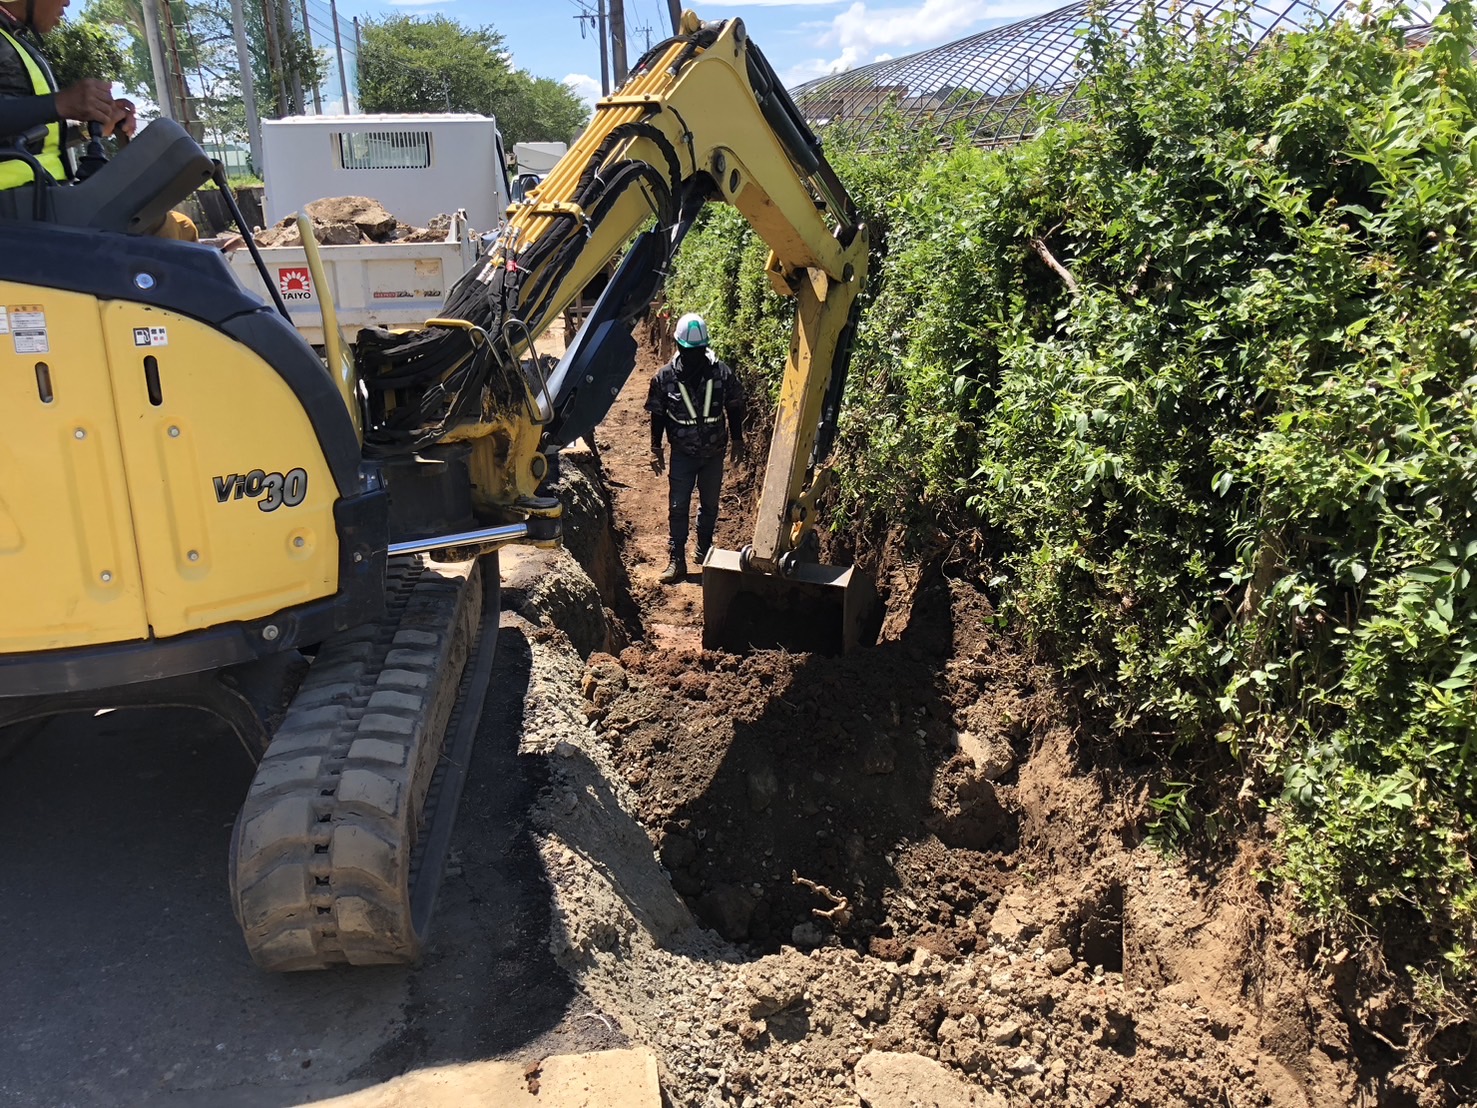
[729,438,746,464]
[112,98,137,140]
[54,80,124,133]
[649,450,665,476]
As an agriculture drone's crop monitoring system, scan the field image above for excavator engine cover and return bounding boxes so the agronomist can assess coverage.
[701,548,878,655]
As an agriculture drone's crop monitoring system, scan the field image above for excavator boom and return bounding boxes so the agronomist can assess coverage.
[359,11,875,650]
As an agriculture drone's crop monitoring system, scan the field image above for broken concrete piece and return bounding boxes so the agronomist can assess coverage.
[313,220,363,246]
[955,729,1016,781]
[1044,946,1075,975]
[305,195,397,238]
[310,1049,662,1107]
[854,1051,1006,1107]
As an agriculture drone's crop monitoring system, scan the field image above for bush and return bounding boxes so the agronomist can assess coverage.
[668,2,1477,978]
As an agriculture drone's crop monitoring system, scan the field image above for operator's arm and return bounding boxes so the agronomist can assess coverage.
[0,36,53,137]
[0,93,55,138]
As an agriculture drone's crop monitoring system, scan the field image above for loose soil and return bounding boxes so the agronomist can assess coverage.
[518,329,1473,1108]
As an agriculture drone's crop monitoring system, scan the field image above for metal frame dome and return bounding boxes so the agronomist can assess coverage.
[790,0,1347,146]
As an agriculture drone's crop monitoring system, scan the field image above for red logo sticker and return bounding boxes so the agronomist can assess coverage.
[278,267,313,301]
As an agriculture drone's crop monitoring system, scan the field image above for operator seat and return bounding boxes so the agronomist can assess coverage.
[0,119,214,234]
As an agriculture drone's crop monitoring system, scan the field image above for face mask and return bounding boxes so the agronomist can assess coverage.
[678,347,709,373]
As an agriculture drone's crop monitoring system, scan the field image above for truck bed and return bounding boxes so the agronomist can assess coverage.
[228,227,478,346]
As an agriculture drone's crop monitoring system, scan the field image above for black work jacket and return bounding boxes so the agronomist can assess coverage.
[646,352,745,460]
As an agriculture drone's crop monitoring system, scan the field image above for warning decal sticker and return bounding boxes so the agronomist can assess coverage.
[10,306,47,355]
[133,326,169,347]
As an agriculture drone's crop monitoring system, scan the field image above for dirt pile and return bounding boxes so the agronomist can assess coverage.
[253,197,454,247]
[563,584,1381,1108]
[508,349,1472,1107]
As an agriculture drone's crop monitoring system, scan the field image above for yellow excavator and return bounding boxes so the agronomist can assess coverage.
[0,11,871,970]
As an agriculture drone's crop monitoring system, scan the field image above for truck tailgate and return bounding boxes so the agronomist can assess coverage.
[229,239,476,345]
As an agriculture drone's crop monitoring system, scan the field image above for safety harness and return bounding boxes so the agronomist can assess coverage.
[671,378,718,427]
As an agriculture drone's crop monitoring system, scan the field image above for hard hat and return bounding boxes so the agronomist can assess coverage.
[674,312,710,348]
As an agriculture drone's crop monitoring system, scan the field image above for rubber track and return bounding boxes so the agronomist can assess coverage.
[229,555,482,971]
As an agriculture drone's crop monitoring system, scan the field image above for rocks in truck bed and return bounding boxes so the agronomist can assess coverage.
[305,195,397,237]
[251,196,456,247]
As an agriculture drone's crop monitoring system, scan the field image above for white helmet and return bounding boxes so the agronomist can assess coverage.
[674,311,710,348]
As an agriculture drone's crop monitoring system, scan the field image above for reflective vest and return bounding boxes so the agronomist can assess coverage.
[671,378,718,428]
[0,25,66,190]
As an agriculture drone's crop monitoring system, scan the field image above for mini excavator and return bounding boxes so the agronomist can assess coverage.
[0,11,871,970]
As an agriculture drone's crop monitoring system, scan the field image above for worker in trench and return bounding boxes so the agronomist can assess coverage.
[0,0,194,238]
[648,312,747,585]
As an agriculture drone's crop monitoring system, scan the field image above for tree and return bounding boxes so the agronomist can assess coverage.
[47,18,127,88]
[83,0,323,130]
[359,16,512,115]
[497,73,590,144]
[359,15,589,145]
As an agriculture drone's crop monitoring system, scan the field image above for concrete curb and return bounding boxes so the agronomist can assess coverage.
[304,1049,662,1107]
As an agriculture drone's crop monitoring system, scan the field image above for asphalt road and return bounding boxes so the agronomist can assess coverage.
[0,619,618,1108]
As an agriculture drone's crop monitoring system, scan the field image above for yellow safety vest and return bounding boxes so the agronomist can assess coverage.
[0,25,66,190]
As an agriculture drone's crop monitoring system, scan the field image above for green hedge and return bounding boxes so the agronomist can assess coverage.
[668,3,1477,978]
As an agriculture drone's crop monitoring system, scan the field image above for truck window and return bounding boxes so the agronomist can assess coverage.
[334,131,434,170]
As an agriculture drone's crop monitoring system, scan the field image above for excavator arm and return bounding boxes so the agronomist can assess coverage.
[358,10,874,649]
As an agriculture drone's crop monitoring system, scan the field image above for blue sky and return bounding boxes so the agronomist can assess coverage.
[328,0,1060,100]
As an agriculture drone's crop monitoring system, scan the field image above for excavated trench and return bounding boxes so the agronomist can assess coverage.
[500,345,1469,1108]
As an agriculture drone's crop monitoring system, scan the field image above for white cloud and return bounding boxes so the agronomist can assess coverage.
[782,56,842,84]
[386,0,450,7]
[785,0,1053,82]
[563,72,602,109]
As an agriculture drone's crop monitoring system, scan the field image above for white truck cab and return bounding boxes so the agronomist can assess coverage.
[261,114,512,231]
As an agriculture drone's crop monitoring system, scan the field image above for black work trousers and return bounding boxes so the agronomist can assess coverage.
[668,448,724,554]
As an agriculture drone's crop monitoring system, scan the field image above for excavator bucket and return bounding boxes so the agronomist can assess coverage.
[701,548,879,655]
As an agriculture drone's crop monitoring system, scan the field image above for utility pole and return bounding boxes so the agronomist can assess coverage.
[330,0,350,113]
[159,0,194,129]
[229,0,262,169]
[279,0,303,114]
[353,16,362,109]
[260,0,288,116]
[300,0,322,112]
[608,0,627,86]
[140,0,174,120]
[596,0,609,95]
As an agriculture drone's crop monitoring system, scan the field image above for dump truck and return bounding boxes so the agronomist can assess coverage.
[0,9,871,970]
